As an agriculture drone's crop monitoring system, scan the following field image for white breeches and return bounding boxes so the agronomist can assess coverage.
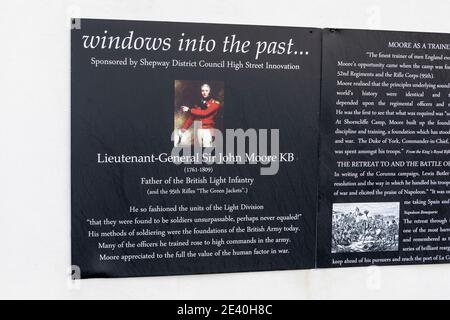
[197,128,213,147]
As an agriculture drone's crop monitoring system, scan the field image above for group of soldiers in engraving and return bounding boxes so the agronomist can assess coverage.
[332,206,399,253]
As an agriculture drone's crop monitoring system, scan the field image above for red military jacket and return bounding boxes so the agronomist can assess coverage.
[181,98,221,130]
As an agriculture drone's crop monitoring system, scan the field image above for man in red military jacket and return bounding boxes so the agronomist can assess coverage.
[178,83,221,147]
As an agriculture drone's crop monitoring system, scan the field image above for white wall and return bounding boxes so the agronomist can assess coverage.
[1,0,449,299]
